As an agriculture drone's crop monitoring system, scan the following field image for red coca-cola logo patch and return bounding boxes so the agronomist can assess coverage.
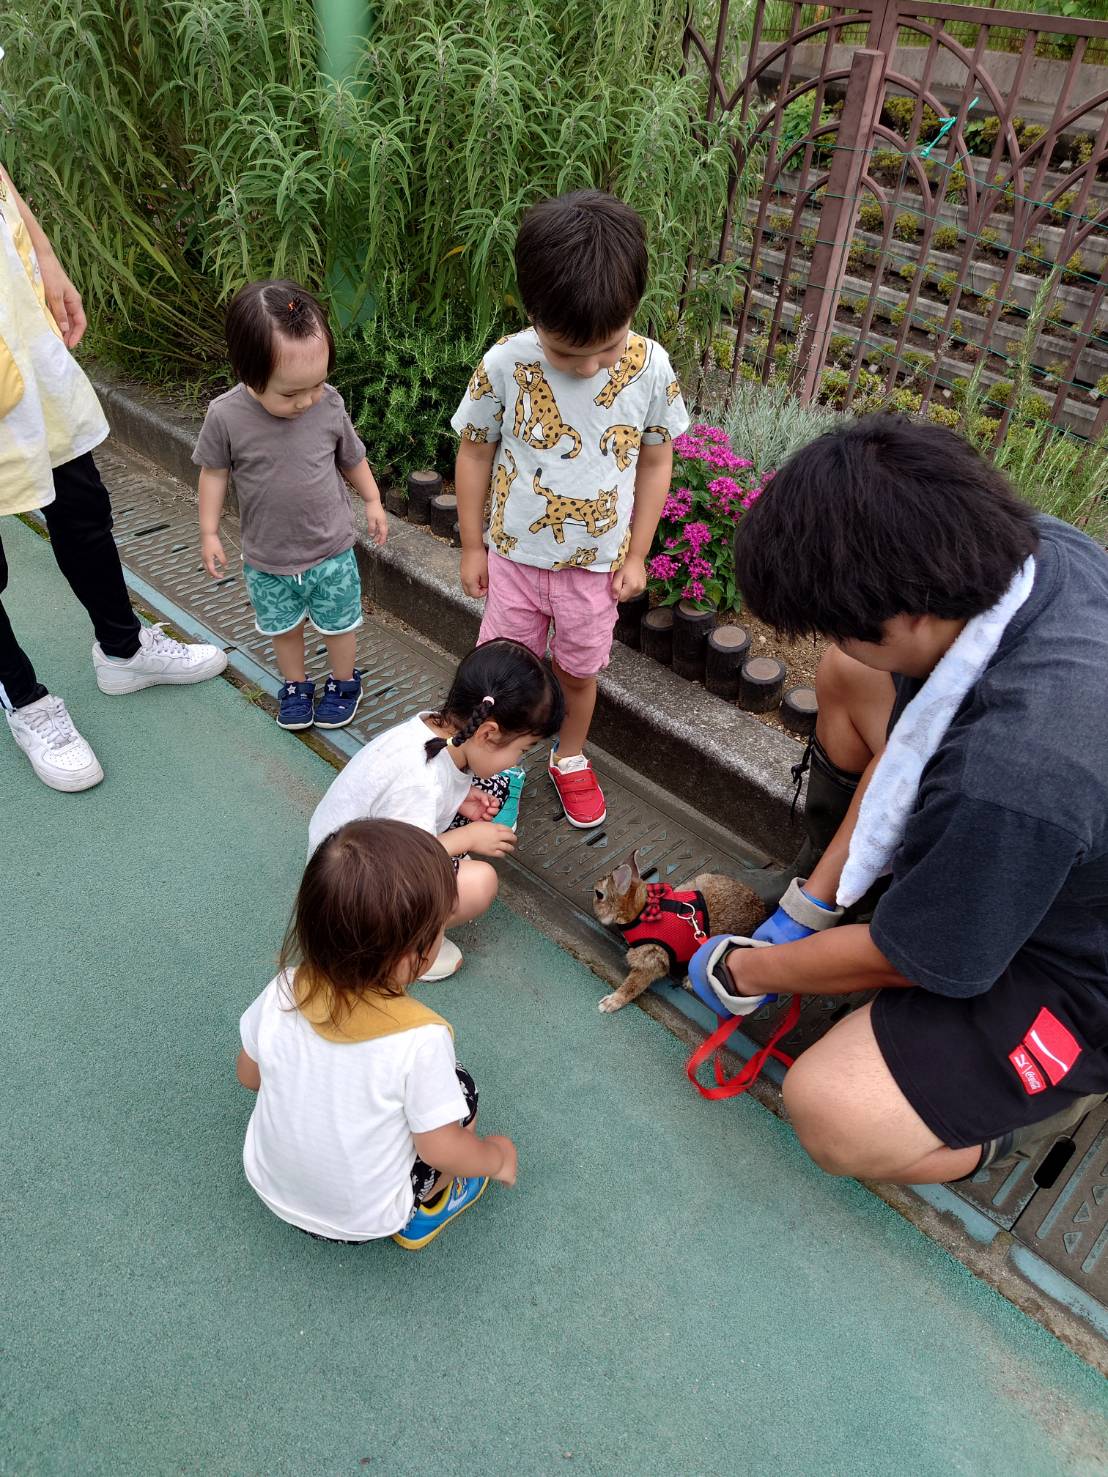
[1008,1045,1047,1095]
[1008,1008,1082,1095]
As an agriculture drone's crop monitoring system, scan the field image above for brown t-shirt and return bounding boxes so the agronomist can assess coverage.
[192,383,366,575]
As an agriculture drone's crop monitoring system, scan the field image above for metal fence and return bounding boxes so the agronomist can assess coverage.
[683,0,1108,442]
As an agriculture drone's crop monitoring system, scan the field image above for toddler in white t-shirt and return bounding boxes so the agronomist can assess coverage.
[236,819,518,1249]
[307,639,564,980]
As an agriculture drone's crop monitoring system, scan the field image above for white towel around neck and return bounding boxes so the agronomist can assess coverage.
[836,557,1036,908]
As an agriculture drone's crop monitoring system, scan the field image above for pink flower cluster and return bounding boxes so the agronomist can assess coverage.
[646,420,773,610]
[672,424,755,472]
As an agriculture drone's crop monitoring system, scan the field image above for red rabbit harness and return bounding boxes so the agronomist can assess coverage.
[614,883,709,970]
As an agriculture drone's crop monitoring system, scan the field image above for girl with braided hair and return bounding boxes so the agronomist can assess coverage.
[308,639,564,980]
[194,280,387,732]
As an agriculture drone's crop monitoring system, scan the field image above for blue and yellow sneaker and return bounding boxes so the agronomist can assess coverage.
[314,670,363,729]
[277,678,315,730]
[391,1175,489,1250]
[491,766,526,831]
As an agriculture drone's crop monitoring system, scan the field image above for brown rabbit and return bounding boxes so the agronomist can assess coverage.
[592,849,768,1014]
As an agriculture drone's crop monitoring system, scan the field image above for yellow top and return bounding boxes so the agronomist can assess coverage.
[293,972,453,1044]
[0,171,108,516]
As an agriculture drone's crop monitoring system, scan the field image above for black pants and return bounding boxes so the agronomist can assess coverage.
[0,452,141,710]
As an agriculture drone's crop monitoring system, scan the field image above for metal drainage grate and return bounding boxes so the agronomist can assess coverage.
[96,444,771,922]
[91,441,1108,1343]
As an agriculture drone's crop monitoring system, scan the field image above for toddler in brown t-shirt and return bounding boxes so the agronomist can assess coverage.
[193,280,387,732]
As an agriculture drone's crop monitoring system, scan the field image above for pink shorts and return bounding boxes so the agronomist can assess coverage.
[478,550,619,678]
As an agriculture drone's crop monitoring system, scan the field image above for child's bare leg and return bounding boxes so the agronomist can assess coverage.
[450,859,498,926]
[552,662,597,757]
[323,629,357,682]
[271,623,307,682]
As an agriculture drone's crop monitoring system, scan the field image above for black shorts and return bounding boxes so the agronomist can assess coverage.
[872,961,1108,1148]
[299,1064,478,1242]
[445,773,511,869]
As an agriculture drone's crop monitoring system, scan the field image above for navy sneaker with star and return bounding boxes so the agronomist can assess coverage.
[314,670,363,729]
[277,678,315,730]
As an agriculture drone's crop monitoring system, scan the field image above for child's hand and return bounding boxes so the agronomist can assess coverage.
[201,533,227,578]
[611,553,647,602]
[459,788,501,821]
[464,821,517,858]
[364,499,388,547]
[486,1134,518,1187]
[461,547,489,599]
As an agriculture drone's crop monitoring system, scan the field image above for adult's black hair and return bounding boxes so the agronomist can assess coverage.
[424,639,565,760]
[514,190,648,346]
[733,414,1039,643]
[225,279,335,392]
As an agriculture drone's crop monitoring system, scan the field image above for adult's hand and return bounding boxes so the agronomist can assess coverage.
[39,253,87,349]
[753,877,843,944]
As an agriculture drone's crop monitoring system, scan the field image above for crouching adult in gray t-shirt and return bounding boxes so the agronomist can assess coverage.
[720,414,1107,1186]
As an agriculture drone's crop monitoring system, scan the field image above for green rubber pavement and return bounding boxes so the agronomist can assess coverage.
[3,517,1106,1476]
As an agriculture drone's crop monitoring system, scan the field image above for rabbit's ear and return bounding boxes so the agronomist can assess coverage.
[612,863,634,893]
[629,849,644,879]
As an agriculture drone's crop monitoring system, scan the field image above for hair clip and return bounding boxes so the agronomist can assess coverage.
[287,300,297,312]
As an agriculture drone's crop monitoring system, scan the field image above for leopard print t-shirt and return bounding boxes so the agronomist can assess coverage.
[451,327,689,574]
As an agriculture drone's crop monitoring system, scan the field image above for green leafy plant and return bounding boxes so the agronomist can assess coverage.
[3,0,742,397]
[882,97,940,138]
[931,225,960,252]
[888,387,923,414]
[1022,239,1049,275]
[828,334,855,367]
[893,212,920,242]
[927,404,962,428]
[857,201,884,233]
[1062,251,1085,285]
[964,114,1001,157]
[712,334,736,372]
[871,148,905,182]
[1050,190,1079,224]
[333,292,498,478]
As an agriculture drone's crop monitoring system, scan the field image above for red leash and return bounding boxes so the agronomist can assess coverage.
[686,994,803,1100]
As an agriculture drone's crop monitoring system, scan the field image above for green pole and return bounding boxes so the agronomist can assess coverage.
[314,0,373,325]
[315,0,371,85]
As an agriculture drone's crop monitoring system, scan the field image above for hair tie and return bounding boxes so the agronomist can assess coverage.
[482,695,495,706]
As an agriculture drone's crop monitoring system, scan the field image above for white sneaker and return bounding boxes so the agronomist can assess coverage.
[419,937,463,982]
[93,623,227,695]
[5,694,104,792]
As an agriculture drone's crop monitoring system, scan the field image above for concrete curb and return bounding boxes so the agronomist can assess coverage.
[90,363,806,856]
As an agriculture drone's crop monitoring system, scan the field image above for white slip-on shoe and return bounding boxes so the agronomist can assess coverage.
[419,937,463,982]
[5,694,104,792]
[93,623,227,695]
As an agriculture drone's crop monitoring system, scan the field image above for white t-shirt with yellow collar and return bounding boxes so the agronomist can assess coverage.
[0,171,108,516]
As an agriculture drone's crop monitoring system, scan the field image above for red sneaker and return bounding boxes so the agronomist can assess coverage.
[548,749,607,828]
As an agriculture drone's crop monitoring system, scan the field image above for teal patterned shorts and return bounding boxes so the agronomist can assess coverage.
[243,548,363,636]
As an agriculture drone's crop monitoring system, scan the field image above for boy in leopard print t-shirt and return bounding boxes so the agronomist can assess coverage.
[451,190,689,829]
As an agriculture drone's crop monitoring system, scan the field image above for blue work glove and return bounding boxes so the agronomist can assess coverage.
[687,934,773,1019]
[752,877,844,944]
